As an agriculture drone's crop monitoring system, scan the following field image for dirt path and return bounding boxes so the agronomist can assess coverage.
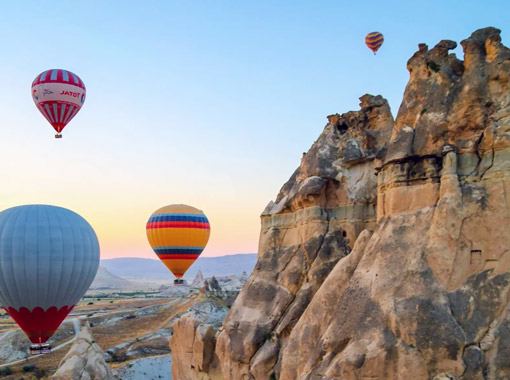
[156,296,201,330]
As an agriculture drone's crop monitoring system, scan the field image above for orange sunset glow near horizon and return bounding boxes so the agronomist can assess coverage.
[0,168,266,259]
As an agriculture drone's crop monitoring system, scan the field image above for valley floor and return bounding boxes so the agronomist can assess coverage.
[0,296,194,378]
[114,354,172,380]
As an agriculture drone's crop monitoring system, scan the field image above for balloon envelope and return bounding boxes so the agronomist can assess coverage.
[31,69,86,134]
[365,32,384,54]
[146,204,210,278]
[0,205,99,343]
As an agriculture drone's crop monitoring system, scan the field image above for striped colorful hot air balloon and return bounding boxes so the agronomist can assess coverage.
[365,32,384,54]
[146,205,210,282]
[0,205,99,345]
[31,69,86,138]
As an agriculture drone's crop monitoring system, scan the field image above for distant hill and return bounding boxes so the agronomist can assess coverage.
[101,253,257,280]
[90,266,135,289]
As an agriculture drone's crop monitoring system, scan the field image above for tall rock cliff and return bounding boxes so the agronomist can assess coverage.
[173,27,510,380]
[215,93,394,380]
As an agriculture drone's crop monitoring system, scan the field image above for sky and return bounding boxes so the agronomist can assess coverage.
[0,1,508,259]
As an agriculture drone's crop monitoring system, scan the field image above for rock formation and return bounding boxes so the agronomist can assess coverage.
[52,322,114,380]
[204,277,222,293]
[214,92,394,380]
[215,274,249,292]
[169,301,229,380]
[192,270,205,288]
[172,27,510,380]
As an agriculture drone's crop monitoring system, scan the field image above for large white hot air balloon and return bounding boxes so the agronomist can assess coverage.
[0,205,99,346]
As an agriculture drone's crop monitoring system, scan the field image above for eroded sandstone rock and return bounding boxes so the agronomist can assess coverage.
[169,301,229,380]
[215,94,394,380]
[172,27,510,380]
[52,322,114,380]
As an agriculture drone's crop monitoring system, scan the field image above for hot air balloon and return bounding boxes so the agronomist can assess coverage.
[146,204,210,284]
[0,205,99,352]
[365,32,384,54]
[31,69,86,138]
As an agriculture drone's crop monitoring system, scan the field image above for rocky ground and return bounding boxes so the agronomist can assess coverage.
[169,300,230,380]
[0,266,249,379]
[0,318,75,364]
[52,322,114,380]
[0,297,187,379]
[114,354,172,380]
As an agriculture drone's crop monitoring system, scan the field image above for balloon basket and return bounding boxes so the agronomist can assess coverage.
[29,343,51,355]
[174,279,185,285]
[55,134,62,139]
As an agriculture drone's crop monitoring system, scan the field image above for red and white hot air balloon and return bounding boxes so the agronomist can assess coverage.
[31,69,86,138]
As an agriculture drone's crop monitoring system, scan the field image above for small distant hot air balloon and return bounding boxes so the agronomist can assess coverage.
[31,69,86,138]
[365,32,384,54]
[0,205,99,352]
[146,204,210,284]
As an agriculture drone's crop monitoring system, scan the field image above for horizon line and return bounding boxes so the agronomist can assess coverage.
[101,252,257,260]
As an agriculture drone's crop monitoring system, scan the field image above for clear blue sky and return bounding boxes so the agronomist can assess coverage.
[0,1,508,258]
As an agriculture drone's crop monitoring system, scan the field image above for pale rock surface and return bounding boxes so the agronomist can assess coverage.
[192,270,205,288]
[52,322,114,380]
[169,301,228,380]
[0,329,35,363]
[0,321,74,364]
[159,284,193,297]
[214,275,246,292]
[277,27,510,380]
[114,354,172,380]
[214,93,393,380]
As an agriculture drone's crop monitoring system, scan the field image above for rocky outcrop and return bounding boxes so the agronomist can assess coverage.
[170,301,229,380]
[203,277,222,293]
[214,93,394,380]
[173,27,510,380]
[276,28,510,380]
[52,322,114,380]
[104,330,171,363]
[192,271,205,288]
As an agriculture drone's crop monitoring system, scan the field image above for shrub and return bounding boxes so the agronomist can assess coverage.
[0,367,13,375]
[23,364,36,372]
[34,368,47,379]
